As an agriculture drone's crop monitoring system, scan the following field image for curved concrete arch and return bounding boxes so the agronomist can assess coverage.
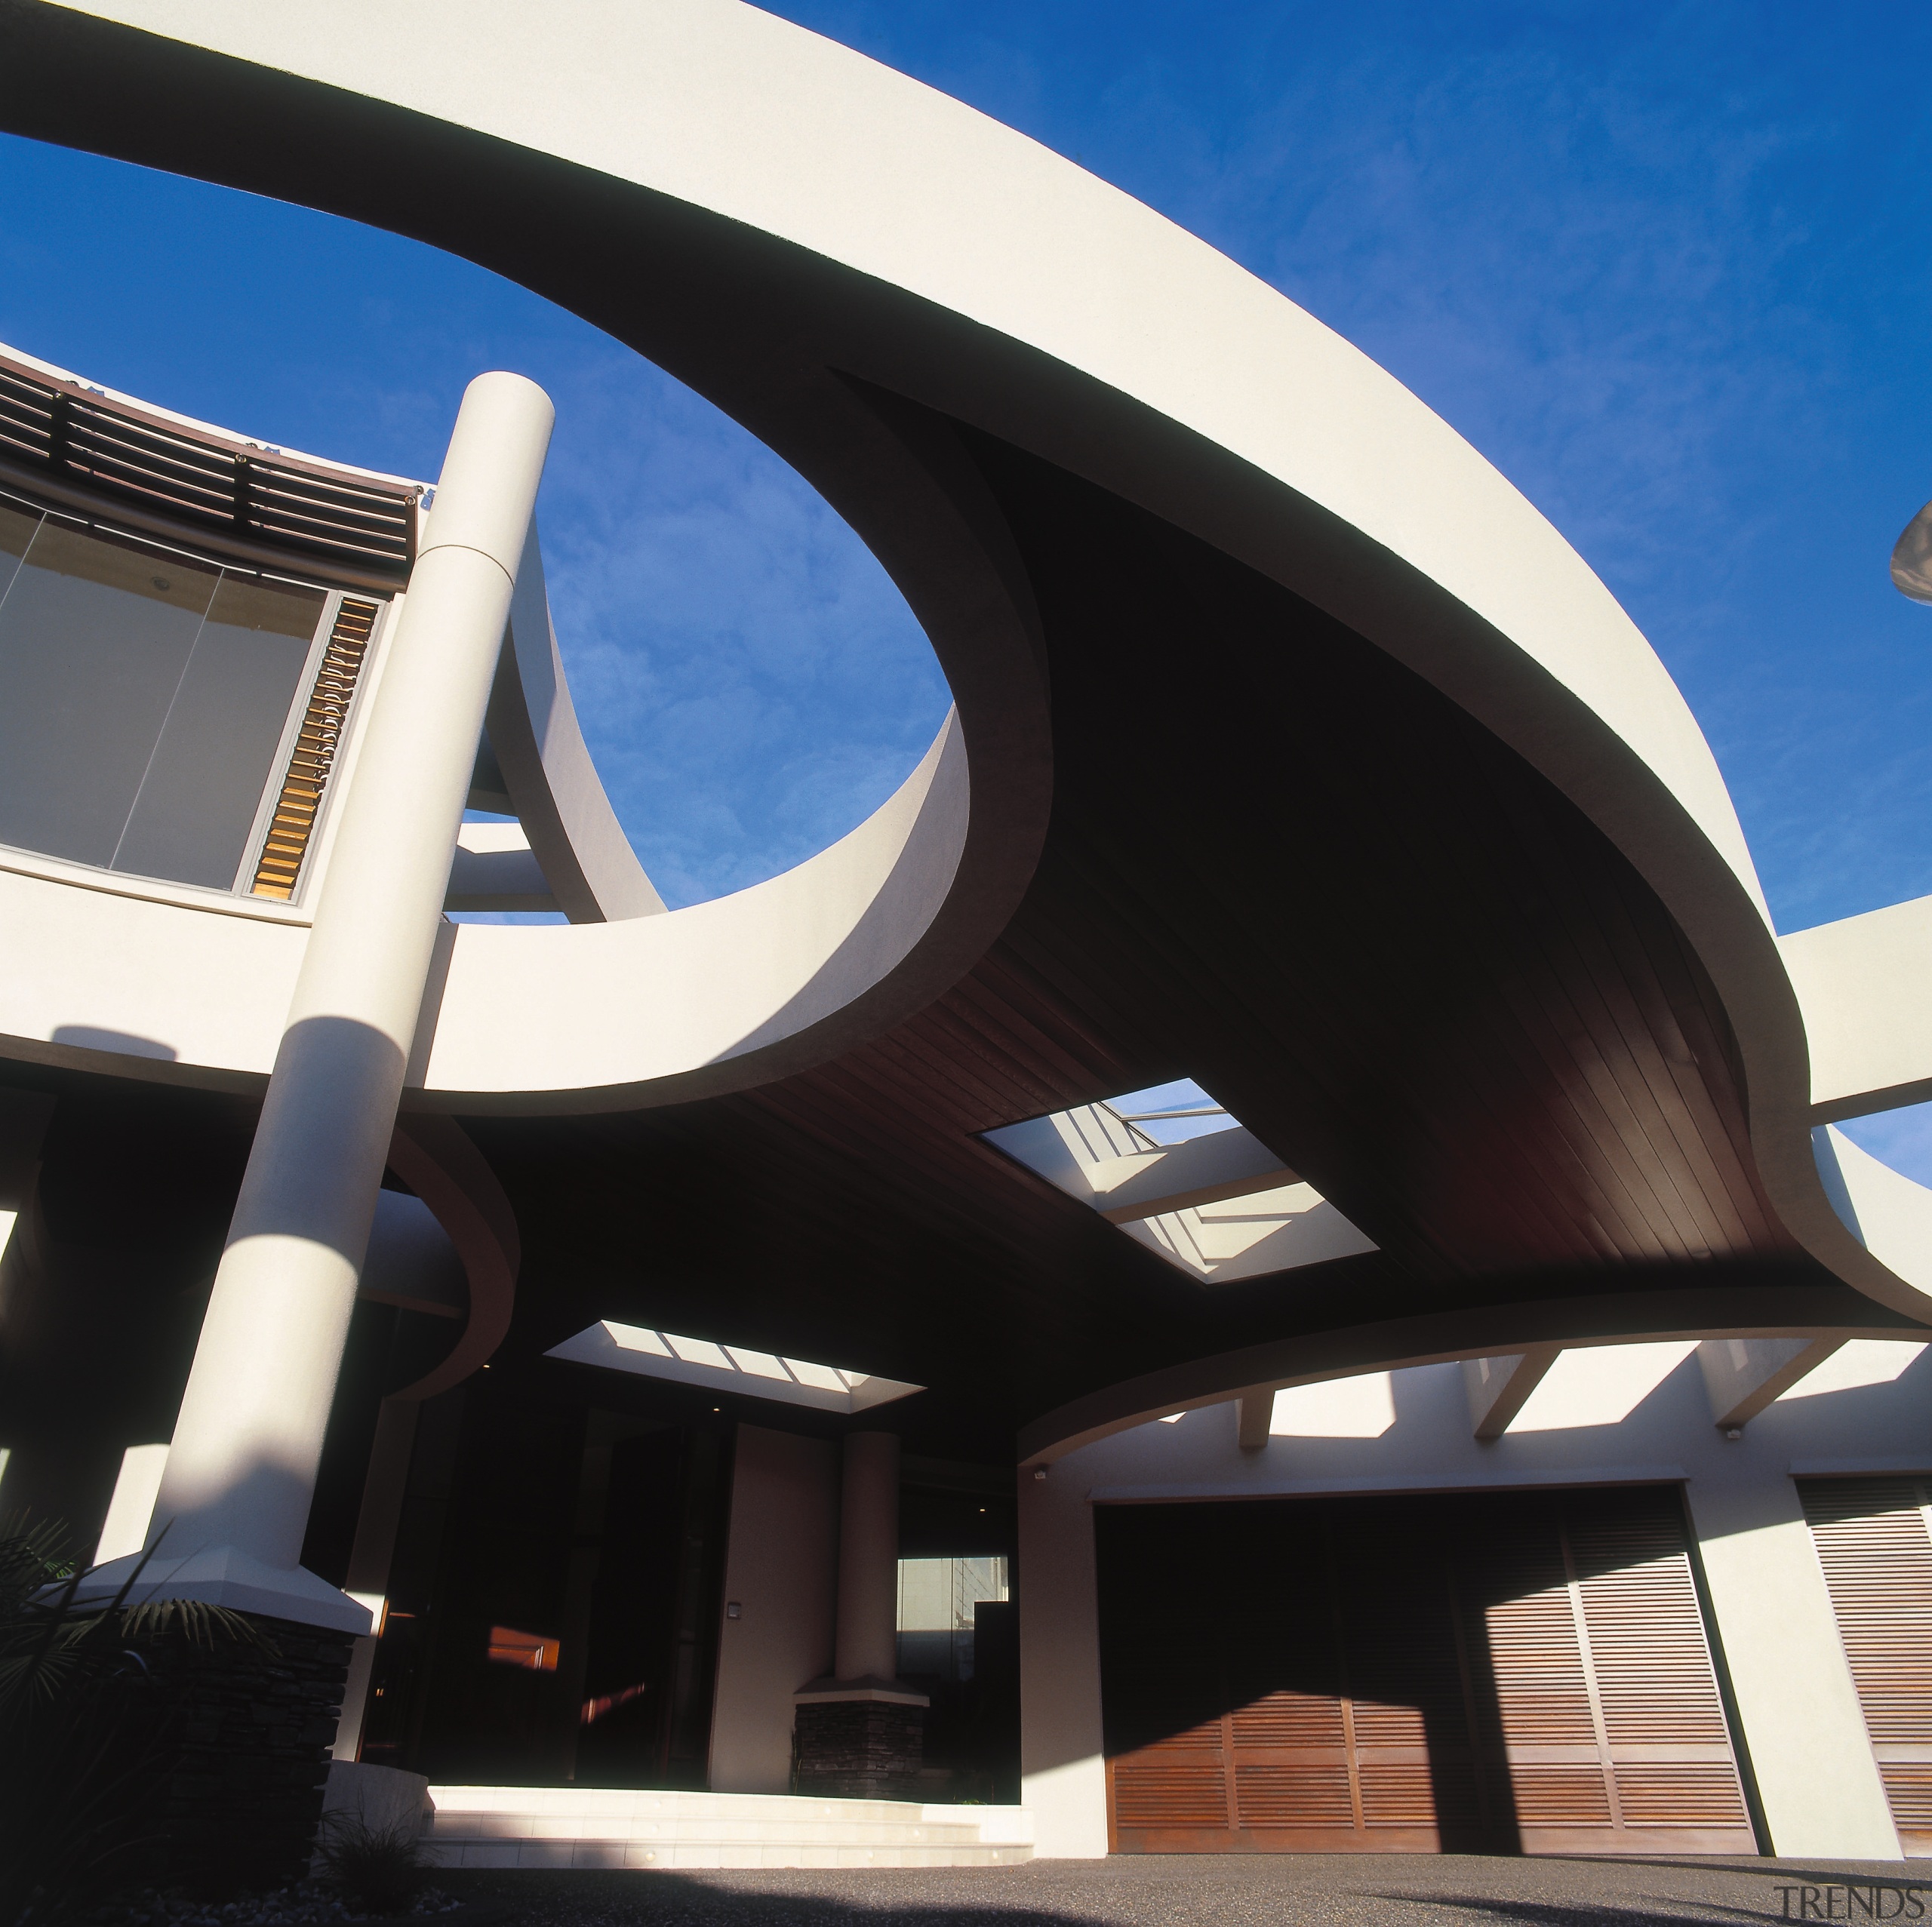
[0,0,1921,1315]
[479,520,666,924]
[0,705,970,1108]
[1017,1281,1932,1465]
[419,708,971,1107]
[383,1113,520,1400]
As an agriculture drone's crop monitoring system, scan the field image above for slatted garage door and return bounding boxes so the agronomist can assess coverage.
[1799,1477,1932,1854]
[1097,1485,1755,1854]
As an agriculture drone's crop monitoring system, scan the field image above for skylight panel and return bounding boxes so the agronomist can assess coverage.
[983,1080,1376,1283]
[546,1320,923,1414]
[1104,1079,1241,1148]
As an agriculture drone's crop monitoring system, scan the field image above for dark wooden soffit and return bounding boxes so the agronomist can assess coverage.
[466,438,1830,1460]
[0,15,1842,1451]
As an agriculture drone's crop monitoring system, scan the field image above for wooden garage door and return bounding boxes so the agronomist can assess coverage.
[1097,1485,1755,1855]
[1798,1477,1932,1854]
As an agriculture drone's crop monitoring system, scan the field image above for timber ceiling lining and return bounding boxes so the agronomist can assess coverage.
[468,432,1811,1455]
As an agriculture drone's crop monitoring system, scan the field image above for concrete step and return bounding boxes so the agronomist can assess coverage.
[420,1787,1034,1871]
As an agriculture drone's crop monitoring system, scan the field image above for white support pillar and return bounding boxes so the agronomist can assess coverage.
[792,1430,924,1793]
[1697,1336,1843,1429]
[1685,1468,1901,1856]
[834,1431,901,1684]
[1019,1461,1109,1858]
[86,373,554,1631]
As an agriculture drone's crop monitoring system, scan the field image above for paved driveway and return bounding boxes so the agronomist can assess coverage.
[441,1854,1928,1927]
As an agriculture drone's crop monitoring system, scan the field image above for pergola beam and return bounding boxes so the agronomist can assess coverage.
[1463,1346,1562,1439]
[1236,1390,1275,1450]
[1697,1336,1844,1430]
[1090,1127,1297,1224]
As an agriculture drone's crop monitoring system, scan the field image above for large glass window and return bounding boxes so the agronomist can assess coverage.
[0,501,327,891]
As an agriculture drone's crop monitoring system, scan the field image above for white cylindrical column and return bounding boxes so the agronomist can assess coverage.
[123,373,553,1627]
[834,1431,901,1683]
[1684,1469,1902,1856]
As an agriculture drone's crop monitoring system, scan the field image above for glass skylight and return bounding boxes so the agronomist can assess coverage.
[546,1320,923,1413]
[983,1079,1376,1283]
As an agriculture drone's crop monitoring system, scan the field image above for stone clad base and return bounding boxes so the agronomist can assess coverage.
[125,1610,354,1893]
[794,1699,925,1799]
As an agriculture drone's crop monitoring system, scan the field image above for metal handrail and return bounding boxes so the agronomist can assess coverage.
[0,348,419,585]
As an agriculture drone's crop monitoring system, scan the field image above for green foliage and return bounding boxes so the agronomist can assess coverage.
[0,1516,273,1926]
[313,1812,432,1916]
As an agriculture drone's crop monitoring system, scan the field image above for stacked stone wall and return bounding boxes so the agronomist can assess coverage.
[116,1611,353,1893]
[794,1699,924,1799]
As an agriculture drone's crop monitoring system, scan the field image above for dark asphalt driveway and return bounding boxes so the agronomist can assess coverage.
[437,1854,1929,1927]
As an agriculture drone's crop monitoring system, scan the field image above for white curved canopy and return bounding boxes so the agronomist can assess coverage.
[3,0,1930,1327]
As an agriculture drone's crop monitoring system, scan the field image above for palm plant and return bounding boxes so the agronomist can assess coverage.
[0,1515,268,1925]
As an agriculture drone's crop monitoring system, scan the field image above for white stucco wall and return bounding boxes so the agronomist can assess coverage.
[708,1425,841,1795]
[1017,1461,1109,1858]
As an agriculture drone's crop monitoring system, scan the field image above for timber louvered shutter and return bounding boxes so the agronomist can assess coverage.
[1458,1488,1752,1846]
[1098,1486,1755,1855]
[1799,1476,1932,1848]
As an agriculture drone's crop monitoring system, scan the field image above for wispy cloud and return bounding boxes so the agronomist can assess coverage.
[776,0,1932,930]
[4,3,1930,928]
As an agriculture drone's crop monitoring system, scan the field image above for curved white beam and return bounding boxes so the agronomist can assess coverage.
[0,708,968,1108]
[0,0,1924,1318]
[419,708,968,1105]
[485,523,665,922]
[30,0,1758,911]
[385,1113,521,1401]
[1018,1302,1932,1466]
[1783,895,1932,1120]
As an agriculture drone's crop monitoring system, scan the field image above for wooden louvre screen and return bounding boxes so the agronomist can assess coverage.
[1097,1485,1755,1855]
[250,597,380,900]
[1798,1476,1932,1852]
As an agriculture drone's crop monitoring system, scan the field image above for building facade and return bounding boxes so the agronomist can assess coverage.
[0,0,1930,1876]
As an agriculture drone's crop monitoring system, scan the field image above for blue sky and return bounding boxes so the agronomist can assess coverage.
[2,3,1930,1156]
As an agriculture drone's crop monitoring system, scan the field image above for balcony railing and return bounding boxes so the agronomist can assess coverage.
[0,349,417,585]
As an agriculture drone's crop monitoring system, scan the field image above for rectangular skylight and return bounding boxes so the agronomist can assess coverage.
[546,1320,924,1414]
[983,1080,1375,1283]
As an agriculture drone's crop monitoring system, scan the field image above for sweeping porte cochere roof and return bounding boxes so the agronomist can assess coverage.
[0,0,1930,1474]
[8,0,1932,1877]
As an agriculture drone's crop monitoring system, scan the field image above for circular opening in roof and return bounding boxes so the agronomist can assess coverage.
[0,138,952,917]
